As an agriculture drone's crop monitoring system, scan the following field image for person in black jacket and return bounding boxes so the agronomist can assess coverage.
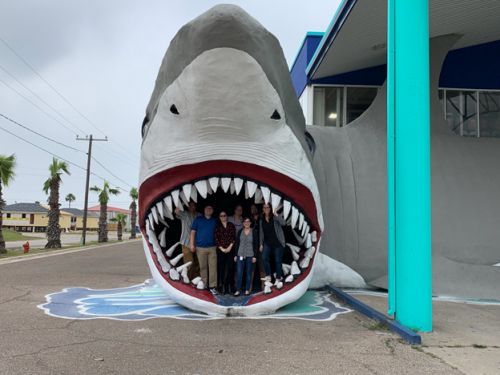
[233,217,259,296]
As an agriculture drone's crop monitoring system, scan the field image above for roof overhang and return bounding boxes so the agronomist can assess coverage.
[308,0,500,80]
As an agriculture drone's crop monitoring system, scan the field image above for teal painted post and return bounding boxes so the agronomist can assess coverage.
[387,0,432,332]
[387,0,396,317]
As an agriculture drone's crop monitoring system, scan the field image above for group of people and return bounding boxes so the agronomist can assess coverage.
[175,201,286,296]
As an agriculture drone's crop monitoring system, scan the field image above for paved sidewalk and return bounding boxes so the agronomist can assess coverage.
[354,292,500,375]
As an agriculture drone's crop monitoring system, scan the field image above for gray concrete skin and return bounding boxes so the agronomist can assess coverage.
[308,34,500,300]
[0,241,462,375]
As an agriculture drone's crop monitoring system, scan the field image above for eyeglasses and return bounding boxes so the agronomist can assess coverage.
[220,214,227,217]
[243,220,251,223]
[263,206,271,209]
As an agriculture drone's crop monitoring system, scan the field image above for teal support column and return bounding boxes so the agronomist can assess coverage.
[387,0,432,332]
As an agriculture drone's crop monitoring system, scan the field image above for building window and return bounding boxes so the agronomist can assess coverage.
[6,213,11,218]
[22,213,26,219]
[313,86,378,127]
[440,89,500,138]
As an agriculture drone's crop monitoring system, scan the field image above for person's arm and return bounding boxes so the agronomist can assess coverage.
[274,212,286,226]
[259,219,264,251]
[190,218,198,253]
[189,230,196,253]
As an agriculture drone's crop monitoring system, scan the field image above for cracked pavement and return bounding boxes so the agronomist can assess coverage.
[0,241,464,374]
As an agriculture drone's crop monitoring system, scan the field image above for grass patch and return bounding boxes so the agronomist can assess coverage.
[2,229,43,241]
[0,239,124,259]
[472,344,487,349]
[366,320,390,331]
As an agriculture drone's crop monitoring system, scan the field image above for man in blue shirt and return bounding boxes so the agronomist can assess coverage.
[190,204,218,294]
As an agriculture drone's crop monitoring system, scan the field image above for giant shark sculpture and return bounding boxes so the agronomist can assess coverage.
[139,5,500,316]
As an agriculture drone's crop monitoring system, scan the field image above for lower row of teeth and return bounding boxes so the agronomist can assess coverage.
[144,175,318,295]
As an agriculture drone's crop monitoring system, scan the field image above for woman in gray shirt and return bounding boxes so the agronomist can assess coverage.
[233,217,259,296]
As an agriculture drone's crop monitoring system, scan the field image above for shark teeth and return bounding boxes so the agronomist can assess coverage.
[285,274,294,283]
[246,181,257,198]
[170,253,183,267]
[144,173,320,296]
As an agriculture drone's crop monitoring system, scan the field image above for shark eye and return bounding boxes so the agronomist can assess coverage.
[305,131,316,156]
[141,115,149,138]
[170,104,180,115]
[271,109,281,120]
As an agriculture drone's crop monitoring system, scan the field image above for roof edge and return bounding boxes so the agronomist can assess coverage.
[289,31,325,73]
[306,0,358,78]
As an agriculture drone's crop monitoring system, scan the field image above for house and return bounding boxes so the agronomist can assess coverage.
[88,205,131,231]
[61,208,99,231]
[2,202,72,232]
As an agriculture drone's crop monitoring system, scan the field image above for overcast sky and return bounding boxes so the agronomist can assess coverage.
[0,1,340,209]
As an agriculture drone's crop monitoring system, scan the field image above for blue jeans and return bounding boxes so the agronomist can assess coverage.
[236,257,254,292]
[262,243,284,280]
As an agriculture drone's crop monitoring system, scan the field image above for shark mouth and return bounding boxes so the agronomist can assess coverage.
[139,160,321,315]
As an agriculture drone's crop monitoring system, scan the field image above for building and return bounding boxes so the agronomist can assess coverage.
[288,0,500,306]
[2,202,71,232]
[88,205,131,231]
[291,1,500,135]
[2,202,99,232]
[61,208,100,231]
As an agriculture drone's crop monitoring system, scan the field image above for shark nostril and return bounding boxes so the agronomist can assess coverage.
[170,104,180,115]
[271,110,281,120]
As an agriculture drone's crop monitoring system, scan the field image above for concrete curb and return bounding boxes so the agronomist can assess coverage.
[0,239,142,265]
[327,285,422,345]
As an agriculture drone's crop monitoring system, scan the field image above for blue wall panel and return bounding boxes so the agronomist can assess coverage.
[440,40,500,90]
[290,34,323,97]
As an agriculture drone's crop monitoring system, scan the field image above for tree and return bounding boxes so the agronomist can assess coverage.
[65,193,76,208]
[43,158,70,249]
[129,187,138,239]
[0,154,16,254]
[90,181,120,243]
[111,213,127,241]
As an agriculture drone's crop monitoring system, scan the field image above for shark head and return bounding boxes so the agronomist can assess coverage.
[139,5,324,316]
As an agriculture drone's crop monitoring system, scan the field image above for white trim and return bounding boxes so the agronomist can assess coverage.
[311,83,381,89]
[476,90,480,138]
[342,86,347,127]
[439,87,500,93]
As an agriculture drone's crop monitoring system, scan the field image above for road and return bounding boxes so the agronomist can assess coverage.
[5,231,121,249]
[0,241,462,375]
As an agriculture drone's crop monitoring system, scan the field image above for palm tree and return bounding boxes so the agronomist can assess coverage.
[43,158,70,249]
[129,187,138,239]
[0,154,16,254]
[65,193,76,208]
[111,213,127,241]
[90,181,120,242]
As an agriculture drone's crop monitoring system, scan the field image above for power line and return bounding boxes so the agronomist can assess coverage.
[0,63,87,135]
[0,76,78,136]
[0,35,140,166]
[91,156,133,188]
[0,112,85,153]
[0,124,129,191]
[0,123,86,172]
[0,35,107,138]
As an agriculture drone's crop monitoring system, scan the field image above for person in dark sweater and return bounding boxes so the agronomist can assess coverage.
[259,203,286,283]
[233,217,259,296]
[215,211,236,294]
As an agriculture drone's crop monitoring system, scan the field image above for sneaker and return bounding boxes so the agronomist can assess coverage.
[234,291,240,296]
[210,288,219,295]
[244,290,250,295]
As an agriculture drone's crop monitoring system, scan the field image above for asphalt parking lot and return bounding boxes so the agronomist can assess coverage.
[0,241,465,374]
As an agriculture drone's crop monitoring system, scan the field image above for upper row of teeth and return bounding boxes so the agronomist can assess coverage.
[145,220,317,292]
[146,176,317,247]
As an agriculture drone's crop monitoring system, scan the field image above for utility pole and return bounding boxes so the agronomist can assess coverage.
[77,135,107,245]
